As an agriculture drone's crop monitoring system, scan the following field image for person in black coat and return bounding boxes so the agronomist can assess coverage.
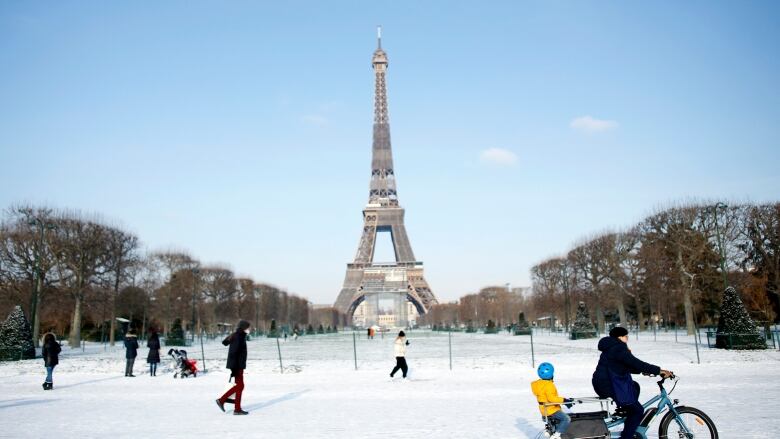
[592,326,672,439]
[216,320,250,415]
[147,330,161,376]
[124,329,139,377]
[41,332,61,390]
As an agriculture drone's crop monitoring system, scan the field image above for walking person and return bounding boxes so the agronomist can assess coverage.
[41,332,61,390]
[147,330,161,377]
[124,328,139,377]
[389,330,410,379]
[216,320,250,415]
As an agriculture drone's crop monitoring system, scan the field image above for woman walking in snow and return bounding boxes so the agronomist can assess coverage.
[41,332,61,390]
[124,329,139,377]
[389,330,410,379]
[216,320,251,415]
[147,330,161,376]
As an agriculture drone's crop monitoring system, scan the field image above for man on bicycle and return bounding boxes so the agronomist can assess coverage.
[592,326,673,439]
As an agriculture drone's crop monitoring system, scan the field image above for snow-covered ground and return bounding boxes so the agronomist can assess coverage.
[1,330,778,438]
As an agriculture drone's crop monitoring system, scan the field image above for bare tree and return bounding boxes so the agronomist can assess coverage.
[54,215,112,348]
[568,234,614,332]
[0,206,62,346]
[105,228,140,345]
[740,203,780,322]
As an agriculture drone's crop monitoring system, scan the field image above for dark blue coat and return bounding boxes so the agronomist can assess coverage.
[42,340,61,367]
[147,335,161,364]
[124,335,139,359]
[592,336,660,405]
[223,330,247,371]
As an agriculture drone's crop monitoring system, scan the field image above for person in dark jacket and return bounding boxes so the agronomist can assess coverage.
[124,329,139,377]
[216,320,250,415]
[592,326,672,439]
[147,330,161,376]
[41,332,61,390]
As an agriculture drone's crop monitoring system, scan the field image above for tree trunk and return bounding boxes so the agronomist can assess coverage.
[616,298,627,326]
[676,248,696,335]
[32,291,41,348]
[69,294,82,348]
[595,294,605,334]
[634,294,646,331]
[109,305,116,346]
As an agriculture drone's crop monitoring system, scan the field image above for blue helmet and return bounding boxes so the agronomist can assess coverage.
[537,362,554,380]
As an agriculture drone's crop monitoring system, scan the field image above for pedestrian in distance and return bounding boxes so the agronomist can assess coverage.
[147,330,161,377]
[216,320,251,415]
[389,330,410,379]
[41,332,61,390]
[592,326,673,439]
[124,328,139,377]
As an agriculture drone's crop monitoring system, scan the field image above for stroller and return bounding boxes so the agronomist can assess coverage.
[167,348,198,378]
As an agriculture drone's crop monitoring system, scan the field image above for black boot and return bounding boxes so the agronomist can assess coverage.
[42,382,47,390]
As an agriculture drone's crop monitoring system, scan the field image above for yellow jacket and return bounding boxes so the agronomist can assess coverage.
[531,378,565,416]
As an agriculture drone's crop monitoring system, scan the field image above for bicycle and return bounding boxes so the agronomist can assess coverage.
[541,374,718,438]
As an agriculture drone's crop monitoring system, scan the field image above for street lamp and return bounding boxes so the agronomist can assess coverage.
[709,202,729,290]
[191,268,199,343]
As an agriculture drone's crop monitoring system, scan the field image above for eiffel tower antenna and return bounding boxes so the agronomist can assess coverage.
[377,25,382,49]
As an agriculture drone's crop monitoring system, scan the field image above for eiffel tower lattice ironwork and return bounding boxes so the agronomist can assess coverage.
[334,28,437,321]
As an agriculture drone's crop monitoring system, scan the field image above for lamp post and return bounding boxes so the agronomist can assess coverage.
[254,286,261,336]
[710,202,729,291]
[191,268,199,343]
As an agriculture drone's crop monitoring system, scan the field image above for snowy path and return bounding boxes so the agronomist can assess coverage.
[1,331,778,438]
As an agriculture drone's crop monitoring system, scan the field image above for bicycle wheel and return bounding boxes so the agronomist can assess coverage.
[658,406,718,439]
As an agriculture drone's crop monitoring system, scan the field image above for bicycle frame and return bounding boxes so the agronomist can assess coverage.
[604,377,693,439]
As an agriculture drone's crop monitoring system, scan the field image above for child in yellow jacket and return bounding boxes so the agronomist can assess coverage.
[531,362,572,439]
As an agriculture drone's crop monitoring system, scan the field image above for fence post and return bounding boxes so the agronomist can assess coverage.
[674,325,678,343]
[448,328,452,371]
[200,330,207,372]
[653,324,657,342]
[352,331,358,371]
[530,327,535,368]
[693,326,701,364]
[276,337,284,374]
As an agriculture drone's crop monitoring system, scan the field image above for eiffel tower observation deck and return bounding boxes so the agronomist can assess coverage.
[334,28,438,326]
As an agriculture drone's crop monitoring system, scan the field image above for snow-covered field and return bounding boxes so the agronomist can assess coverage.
[1,330,778,438]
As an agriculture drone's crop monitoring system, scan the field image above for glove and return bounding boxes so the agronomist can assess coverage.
[563,398,574,408]
[405,340,410,345]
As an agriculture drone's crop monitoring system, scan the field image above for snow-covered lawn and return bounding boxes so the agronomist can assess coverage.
[1,330,778,438]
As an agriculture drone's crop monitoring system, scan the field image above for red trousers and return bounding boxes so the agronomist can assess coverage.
[219,369,245,411]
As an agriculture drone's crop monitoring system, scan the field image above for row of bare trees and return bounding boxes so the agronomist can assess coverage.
[0,205,337,348]
[420,286,529,328]
[529,202,780,335]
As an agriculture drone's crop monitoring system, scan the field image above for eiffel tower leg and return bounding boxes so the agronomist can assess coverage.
[390,224,415,262]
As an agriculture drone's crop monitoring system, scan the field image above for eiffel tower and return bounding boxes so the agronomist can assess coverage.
[334,28,437,325]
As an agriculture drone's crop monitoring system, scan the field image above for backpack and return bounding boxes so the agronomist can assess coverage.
[607,368,638,407]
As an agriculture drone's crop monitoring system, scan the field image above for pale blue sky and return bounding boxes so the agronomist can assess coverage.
[2,1,778,304]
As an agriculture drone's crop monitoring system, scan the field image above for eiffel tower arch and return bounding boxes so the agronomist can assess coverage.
[334,28,437,326]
